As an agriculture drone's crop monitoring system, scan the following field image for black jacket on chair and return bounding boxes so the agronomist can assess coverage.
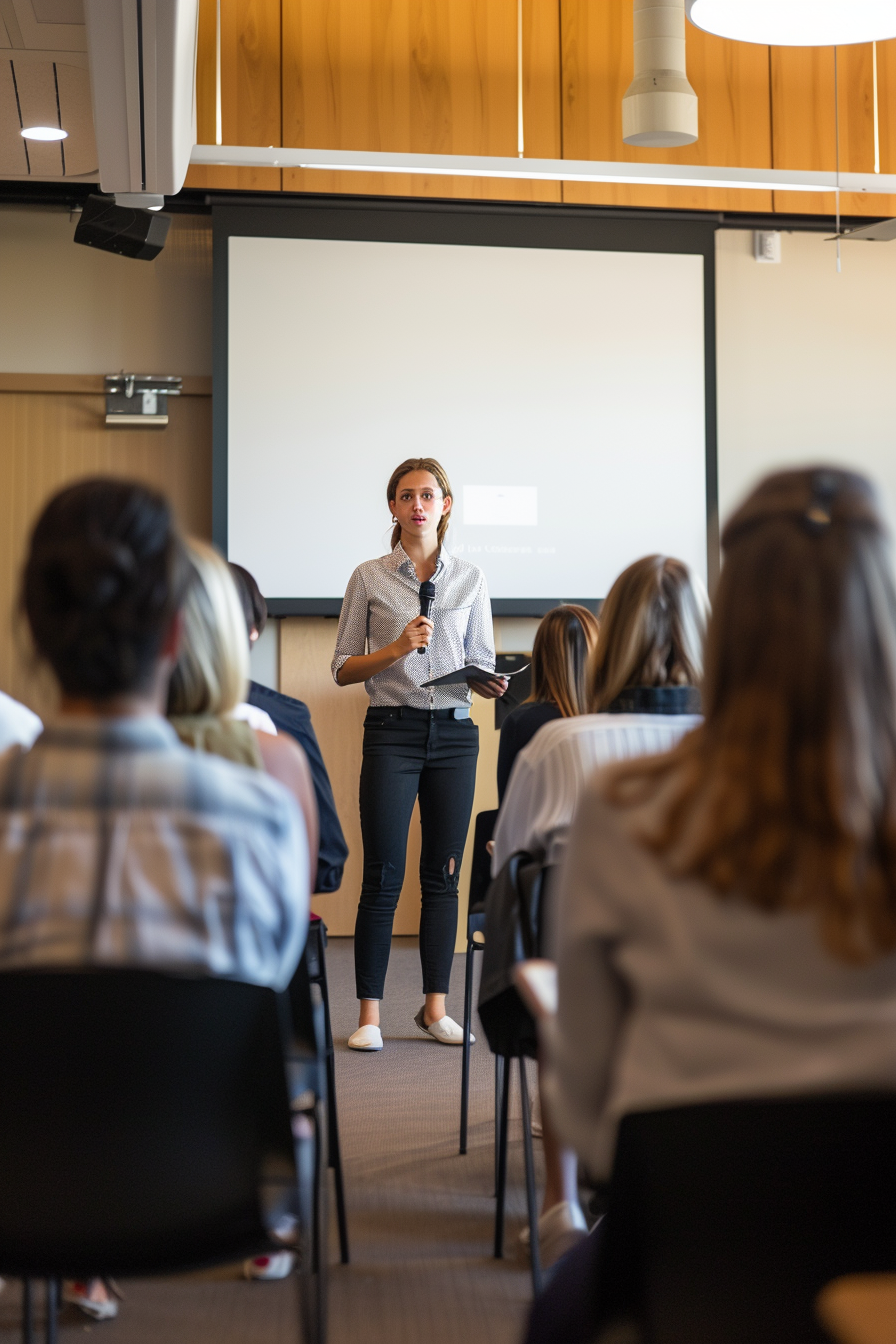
[477,849,549,1060]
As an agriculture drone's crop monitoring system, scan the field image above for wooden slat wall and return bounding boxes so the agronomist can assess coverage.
[0,388,212,720]
[280,0,561,203]
[185,0,282,193]
[185,0,896,218]
[560,3,773,213]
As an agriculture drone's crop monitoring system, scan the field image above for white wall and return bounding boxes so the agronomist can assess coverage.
[0,206,212,375]
[716,228,896,532]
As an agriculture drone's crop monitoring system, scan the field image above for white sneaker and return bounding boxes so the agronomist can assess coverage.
[244,1251,295,1280]
[519,1200,588,1269]
[413,1006,472,1045]
[348,1024,383,1051]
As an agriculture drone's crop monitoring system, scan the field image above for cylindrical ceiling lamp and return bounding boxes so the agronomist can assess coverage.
[622,0,698,148]
[685,0,896,45]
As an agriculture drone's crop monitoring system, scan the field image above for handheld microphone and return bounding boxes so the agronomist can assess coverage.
[418,580,436,655]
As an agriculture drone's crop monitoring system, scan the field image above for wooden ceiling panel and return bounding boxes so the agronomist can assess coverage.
[560,1,773,212]
[279,0,561,204]
[184,0,281,193]
[55,59,95,174]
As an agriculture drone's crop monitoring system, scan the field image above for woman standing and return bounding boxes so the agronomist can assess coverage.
[333,457,506,1051]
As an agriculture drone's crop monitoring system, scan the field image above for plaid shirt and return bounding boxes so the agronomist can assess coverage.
[0,715,308,990]
[332,541,496,709]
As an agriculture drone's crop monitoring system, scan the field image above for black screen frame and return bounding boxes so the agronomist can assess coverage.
[213,194,719,617]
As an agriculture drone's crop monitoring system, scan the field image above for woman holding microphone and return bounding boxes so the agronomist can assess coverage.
[333,457,506,1051]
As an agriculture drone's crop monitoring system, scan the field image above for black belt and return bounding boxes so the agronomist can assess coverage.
[366,706,471,721]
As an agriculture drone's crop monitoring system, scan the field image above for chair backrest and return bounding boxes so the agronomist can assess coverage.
[477,850,551,1058]
[597,1094,896,1344]
[468,808,498,916]
[0,969,297,1280]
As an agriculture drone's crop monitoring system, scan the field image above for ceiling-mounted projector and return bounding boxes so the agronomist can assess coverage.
[83,0,199,198]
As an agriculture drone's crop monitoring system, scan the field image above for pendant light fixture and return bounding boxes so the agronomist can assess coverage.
[623,0,698,147]
[686,0,896,46]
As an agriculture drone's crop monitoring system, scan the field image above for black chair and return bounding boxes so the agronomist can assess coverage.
[478,849,551,1296]
[0,968,327,1344]
[460,807,498,1155]
[589,1093,896,1344]
[303,916,349,1264]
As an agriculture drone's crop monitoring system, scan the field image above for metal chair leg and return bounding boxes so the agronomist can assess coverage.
[494,1054,505,1196]
[459,938,476,1154]
[22,1279,34,1344]
[316,929,349,1266]
[519,1062,543,1296]
[44,1280,59,1344]
[494,1054,511,1259]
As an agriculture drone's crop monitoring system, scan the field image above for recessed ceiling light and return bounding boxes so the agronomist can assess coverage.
[21,126,68,141]
[686,0,896,45]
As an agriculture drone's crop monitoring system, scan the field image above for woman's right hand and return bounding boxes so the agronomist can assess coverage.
[392,616,434,658]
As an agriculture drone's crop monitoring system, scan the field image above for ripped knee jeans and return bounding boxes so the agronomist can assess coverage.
[354,708,480,1000]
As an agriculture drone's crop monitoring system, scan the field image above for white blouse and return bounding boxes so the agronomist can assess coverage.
[331,541,496,710]
[492,712,701,872]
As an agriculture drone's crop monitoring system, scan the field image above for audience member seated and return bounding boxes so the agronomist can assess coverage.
[229,561,348,894]
[496,605,599,803]
[530,468,896,1343]
[167,539,319,876]
[0,478,310,1318]
[493,554,706,1272]
[0,688,42,754]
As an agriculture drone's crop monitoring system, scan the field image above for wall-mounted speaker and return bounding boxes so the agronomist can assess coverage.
[73,194,171,261]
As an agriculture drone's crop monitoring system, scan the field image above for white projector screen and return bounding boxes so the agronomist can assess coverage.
[225,230,710,608]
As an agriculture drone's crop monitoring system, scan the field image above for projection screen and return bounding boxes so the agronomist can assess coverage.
[215,203,717,614]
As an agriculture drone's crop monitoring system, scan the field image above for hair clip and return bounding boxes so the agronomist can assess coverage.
[804,471,838,533]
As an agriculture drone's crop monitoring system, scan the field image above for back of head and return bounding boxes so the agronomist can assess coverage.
[588,555,707,712]
[23,477,186,700]
[609,466,896,964]
[167,540,250,717]
[229,562,267,643]
[530,605,601,716]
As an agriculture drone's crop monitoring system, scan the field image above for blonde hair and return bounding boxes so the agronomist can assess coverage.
[528,605,601,717]
[604,467,896,964]
[166,538,249,717]
[588,555,707,712]
[387,458,453,551]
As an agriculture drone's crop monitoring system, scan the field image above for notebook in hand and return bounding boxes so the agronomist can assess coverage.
[421,663,529,689]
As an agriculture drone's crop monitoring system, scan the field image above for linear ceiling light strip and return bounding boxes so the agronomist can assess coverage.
[190,143,896,195]
[873,41,881,175]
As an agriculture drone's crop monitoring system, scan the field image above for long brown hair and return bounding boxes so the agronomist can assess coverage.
[605,467,896,964]
[588,555,707,712]
[528,605,600,717]
[387,458,453,552]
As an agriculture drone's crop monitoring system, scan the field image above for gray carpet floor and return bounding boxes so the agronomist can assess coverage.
[0,937,540,1343]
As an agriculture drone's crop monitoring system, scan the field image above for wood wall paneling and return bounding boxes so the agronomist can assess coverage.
[280,0,562,204]
[771,42,896,218]
[560,3,774,213]
[184,0,282,193]
[281,617,501,948]
[0,391,211,720]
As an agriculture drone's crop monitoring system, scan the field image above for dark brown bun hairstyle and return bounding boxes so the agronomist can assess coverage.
[23,477,188,700]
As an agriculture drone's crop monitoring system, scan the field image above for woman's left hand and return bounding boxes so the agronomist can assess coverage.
[470,676,509,700]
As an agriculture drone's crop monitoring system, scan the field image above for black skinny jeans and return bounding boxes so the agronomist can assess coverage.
[355,707,479,1000]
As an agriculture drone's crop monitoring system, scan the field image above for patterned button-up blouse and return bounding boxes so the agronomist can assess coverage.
[331,541,496,709]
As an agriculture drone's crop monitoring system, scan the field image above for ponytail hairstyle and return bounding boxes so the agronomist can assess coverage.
[528,604,601,717]
[22,476,188,700]
[588,555,708,712]
[387,458,454,552]
[603,467,896,964]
